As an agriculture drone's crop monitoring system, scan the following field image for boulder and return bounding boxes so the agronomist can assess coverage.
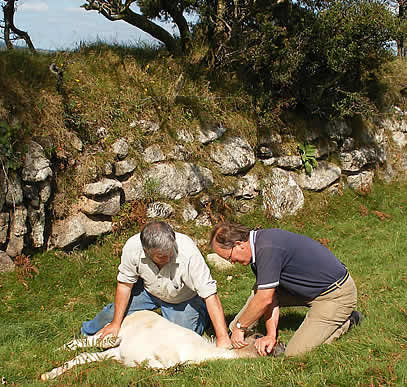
[0,212,9,244]
[198,124,227,144]
[292,161,341,191]
[392,132,407,148]
[51,214,86,249]
[112,139,129,160]
[114,160,137,177]
[146,163,214,200]
[234,173,259,199]
[5,173,23,206]
[262,168,304,219]
[50,212,112,249]
[80,191,121,216]
[210,137,255,175]
[195,213,212,227]
[83,178,122,197]
[206,253,233,271]
[347,171,375,192]
[340,147,377,172]
[22,141,53,183]
[143,145,165,163]
[182,203,198,221]
[0,251,14,273]
[122,175,145,201]
[6,206,28,257]
[68,132,83,152]
[131,120,160,134]
[276,155,303,169]
[28,204,46,248]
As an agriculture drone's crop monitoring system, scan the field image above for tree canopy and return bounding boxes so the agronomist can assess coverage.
[82,0,198,54]
[80,0,400,119]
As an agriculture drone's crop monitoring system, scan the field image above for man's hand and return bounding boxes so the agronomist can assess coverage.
[99,322,121,339]
[216,335,232,349]
[231,328,248,349]
[255,335,276,356]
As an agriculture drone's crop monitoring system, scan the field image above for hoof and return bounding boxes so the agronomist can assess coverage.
[40,374,49,381]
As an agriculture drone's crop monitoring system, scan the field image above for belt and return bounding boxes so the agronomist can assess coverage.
[319,271,349,296]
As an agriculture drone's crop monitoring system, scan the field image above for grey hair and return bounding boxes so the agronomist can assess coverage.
[140,221,176,255]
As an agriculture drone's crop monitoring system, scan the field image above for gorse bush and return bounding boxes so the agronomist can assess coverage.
[210,0,396,120]
[298,0,396,118]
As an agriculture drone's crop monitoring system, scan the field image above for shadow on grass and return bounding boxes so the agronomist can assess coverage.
[279,310,306,331]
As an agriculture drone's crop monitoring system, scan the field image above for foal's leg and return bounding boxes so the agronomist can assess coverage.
[41,347,120,380]
[60,333,121,351]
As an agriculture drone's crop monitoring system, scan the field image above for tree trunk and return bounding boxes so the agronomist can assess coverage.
[215,0,227,37]
[3,0,36,53]
[122,9,180,54]
[162,1,191,51]
[83,1,181,55]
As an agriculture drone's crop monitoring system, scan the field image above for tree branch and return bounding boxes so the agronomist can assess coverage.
[82,0,180,53]
[3,0,36,52]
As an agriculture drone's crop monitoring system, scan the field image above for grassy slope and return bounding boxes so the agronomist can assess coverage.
[1,45,407,385]
[0,181,406,385]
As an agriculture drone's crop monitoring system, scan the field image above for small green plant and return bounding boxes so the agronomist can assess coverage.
[144,177,161,199]
[298,143,318,176]
[0,120,25,171]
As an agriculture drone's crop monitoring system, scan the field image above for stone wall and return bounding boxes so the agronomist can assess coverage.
[1,115,406,272]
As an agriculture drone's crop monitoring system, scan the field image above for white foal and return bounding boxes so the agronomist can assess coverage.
[41,310,263,381]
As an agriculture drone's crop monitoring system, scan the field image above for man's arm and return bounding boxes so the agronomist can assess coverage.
[99,282,133,339]
[231,288,276,349]
[205,293,232,348]
[255,293,279,356]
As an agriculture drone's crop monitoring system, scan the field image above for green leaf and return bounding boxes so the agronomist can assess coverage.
[305,145,317,157]
[305,162,313,176]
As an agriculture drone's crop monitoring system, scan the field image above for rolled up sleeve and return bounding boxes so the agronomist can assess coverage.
[186,248,217,299]
[116,237,140,284]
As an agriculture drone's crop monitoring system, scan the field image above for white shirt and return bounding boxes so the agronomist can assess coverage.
[117,232,217,303]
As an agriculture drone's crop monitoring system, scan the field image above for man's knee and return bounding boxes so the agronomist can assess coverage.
[162,301,208,335]
[81,303,115,336]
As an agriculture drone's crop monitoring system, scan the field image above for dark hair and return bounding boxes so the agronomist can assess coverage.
[210,222,250,249]
[140,221,176,254]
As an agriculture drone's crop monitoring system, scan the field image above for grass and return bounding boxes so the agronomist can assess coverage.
[1,42,407,385]
[1,180,407,385]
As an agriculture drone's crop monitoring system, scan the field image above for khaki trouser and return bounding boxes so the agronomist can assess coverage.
[230,275,357,356]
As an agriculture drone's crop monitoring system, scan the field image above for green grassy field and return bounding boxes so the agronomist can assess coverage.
[1,181,407,386]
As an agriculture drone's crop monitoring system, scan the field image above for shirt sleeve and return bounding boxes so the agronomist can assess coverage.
[116,236,141,284]
[256,245,282,289]
[182,237,217,299]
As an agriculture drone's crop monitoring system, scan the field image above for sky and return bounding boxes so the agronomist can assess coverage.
[14,0,178,51]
